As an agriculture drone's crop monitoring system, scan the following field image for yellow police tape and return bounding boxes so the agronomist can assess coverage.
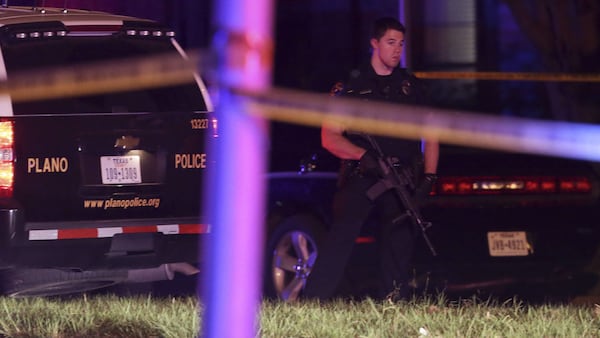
[0,50,598,160]
[1,48,597,103]
[243,87,600,162]
[414,71,600,82]
[0,51,200,102]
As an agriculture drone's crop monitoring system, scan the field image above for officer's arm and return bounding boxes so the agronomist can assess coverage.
[423,138,439,174]
[322,119,366,160]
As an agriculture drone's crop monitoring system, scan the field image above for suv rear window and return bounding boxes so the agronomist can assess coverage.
[2,25,207,114]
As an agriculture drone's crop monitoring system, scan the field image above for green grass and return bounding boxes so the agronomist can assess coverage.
[0,294,599,337]
[0,294,200,338]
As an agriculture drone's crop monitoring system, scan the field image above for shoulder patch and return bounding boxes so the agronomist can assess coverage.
[330,81,344,96]
[400,79,412,96]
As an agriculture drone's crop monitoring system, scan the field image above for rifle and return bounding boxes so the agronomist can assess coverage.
[363,135,437,256]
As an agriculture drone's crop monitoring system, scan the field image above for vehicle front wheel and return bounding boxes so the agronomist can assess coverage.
[264,214,325,301]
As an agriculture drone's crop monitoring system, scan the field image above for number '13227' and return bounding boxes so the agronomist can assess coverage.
[190,118,209,129]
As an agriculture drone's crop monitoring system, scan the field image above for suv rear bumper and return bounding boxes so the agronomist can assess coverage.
[0,208,205,269]
[5,235,203,269]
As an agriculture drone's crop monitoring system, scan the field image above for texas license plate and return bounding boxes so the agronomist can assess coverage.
[100,155,142,184]
[487,231,531,257]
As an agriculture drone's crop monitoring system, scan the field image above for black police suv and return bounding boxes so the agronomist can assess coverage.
[0,6,214,296]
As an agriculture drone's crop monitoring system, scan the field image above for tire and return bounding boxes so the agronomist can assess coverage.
[264,214,325,301]
[0,268,128,297]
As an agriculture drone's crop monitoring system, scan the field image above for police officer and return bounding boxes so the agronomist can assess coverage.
[303,17,439,301]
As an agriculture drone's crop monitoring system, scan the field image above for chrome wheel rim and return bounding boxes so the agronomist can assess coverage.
[271,230,318,301]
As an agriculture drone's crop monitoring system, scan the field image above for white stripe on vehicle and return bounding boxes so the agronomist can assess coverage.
[157,224,180,234]
[98,227,123,238]
[28,229,58,240]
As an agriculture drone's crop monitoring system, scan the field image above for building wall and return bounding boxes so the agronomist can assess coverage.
[496,1,549,119]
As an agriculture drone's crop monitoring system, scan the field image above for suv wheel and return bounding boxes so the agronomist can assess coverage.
[264,214,324,301]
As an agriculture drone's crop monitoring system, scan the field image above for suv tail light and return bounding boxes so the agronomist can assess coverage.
[0,121,14,197]
[436,176,592,195]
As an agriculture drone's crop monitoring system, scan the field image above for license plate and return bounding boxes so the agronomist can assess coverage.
[100,156,142,184]
[487,231,531,257]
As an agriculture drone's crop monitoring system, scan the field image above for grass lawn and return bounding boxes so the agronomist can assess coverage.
[0,294,599,337]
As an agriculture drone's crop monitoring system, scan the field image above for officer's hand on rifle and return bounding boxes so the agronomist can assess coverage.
[359,149,386,177]
[415,173,437,201]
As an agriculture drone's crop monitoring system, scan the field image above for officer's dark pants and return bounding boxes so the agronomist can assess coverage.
[303,173,415,300]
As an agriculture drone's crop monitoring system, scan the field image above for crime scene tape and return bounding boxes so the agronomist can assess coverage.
[1,46,596,102]
[243,87,600,162]
[0,51,200,102]
[0,49,598,161]
[414,71,600,82]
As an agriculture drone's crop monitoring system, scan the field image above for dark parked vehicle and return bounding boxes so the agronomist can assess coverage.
[0,6,214,296]
[263,144,600,302]
[420,146,600,301]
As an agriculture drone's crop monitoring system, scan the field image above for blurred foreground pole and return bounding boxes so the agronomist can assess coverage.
[398,0,406,68]
[202,0,273,337]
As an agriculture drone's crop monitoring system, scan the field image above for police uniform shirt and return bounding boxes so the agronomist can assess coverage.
[338,64,425,165]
